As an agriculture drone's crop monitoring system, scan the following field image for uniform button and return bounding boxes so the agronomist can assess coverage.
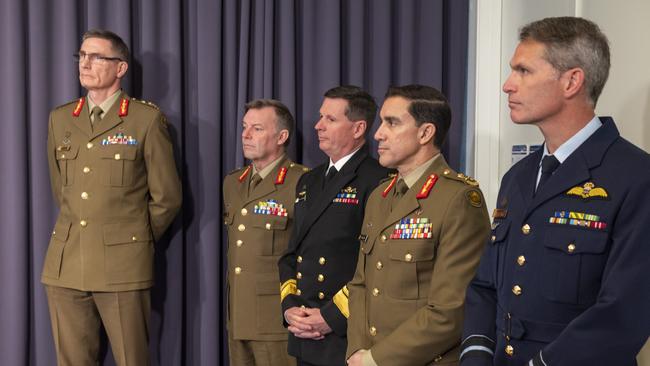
[372,288,380,296]
[238,224,245,232]
[319,257,326,265]
[297,272,302,279]
[61,154,66,159]
[82,166,91,173]
[443,169,450,175]
[505,344,514,356]
[236,240,243,247]
[132,236,137,241]
[297,256,303,263]
[491,235,497,242]
[567,243,576,253]
[521,224,531,235]
[265,223,271,230]
[296,289,302,296]
[114,153,121,160]
[235,267,242,274]
[380,235,387,242]
[318,292,325,299]
[369,326,377,336]
[241,208,248,216]
[517,255,526,266]
[512,285,522,296]
[80,220,87,227]
[376,261,383,270]
[52,230,56,235]
[86,142,93,149]
[317,274,324,282]
[81,192,89,200]
[404,253,413,262]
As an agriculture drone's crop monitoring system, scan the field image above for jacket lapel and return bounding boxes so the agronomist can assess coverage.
[90,92,127,140]
[71,102,93,137]
[244,157,290,205]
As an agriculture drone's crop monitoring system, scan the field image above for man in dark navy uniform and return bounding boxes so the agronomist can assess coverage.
[461,17,650,366]
[278,86,391,366]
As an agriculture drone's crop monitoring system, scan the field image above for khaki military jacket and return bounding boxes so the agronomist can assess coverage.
[42,92,182,292]
[346,156,490,365]
[223,157,307,341]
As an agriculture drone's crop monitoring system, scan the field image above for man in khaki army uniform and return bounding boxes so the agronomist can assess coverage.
[223,99,306,366]
[345,85,490,366]
[43,29,182,366]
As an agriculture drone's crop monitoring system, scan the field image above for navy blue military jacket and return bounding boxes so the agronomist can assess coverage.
[278,144,391,365]
[461,118,650,366]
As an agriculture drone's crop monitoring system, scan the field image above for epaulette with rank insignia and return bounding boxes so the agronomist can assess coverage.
[442,169,479,186]
[288,162,309,173]
[131,97,160,110]
[379,172,398,185]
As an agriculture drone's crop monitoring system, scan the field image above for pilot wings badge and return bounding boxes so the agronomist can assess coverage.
[566,182,608,200]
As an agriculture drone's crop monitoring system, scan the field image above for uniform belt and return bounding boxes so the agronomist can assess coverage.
[497,308,567,343]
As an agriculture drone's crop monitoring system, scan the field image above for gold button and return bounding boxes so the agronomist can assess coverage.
[236,239,243,247]
[317,274,324,282]
[380,235,387,242]
[61,154,66,159]
[80,220,87,227]
[81,192,89,200]
[318,292,325,299]
[241,208,248,216]
[132,236,137,241]
[567,243,576,253]
[82,166,91,173]
[372,288,380,296]
[512,285,522,296]
[235,267,242,274]
[521,224,531,235]
[443,169,450,175]
[86,142,93,149]
[265,223,271,230]
[434,355,443,363]
[491,235,497,242]
[114,153,121,160]
[238,224,245,232]
[376,261,383,270]
[505,344,514,356]
[297,272,302,279]
[319,257,326,265]
[517,255,526,266]
[296,289,302,296]
[52,230,56,235]
[405,253,413,262]
[369,326,377,336]
[297,256,303,263]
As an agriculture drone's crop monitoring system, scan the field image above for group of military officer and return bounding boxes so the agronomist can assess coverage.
[43,15,648,366]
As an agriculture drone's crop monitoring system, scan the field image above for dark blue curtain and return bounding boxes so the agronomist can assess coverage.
[0,0,469,364]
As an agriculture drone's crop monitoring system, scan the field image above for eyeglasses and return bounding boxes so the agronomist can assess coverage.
[73,51,124,64]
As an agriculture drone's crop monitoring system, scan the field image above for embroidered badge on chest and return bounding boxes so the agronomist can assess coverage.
[254,200,287,217]
[566,182,608,200]
[548,210,607,230]
[391,217,433,239]
[333,186,359,204]
[102,132,137,146]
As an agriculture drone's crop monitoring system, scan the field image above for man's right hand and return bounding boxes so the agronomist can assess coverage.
[284,307,325,340]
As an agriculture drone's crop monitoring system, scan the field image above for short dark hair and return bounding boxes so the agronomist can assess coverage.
[520,17,610,106]
[82,29,130,62]
[384,85,451,148]
[324,85,377,133]
[244,99,295,146]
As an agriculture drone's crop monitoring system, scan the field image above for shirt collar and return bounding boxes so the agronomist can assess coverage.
[252,154,285,179]
[542,116,602,164]
[327,146,361,174]
[400,154,440,188]
[87,89,122,119]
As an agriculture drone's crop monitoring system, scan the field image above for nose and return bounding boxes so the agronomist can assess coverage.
[242,126,251,139]
[503,72,516,94]
[314,118,324,131]
[374,123,386,142]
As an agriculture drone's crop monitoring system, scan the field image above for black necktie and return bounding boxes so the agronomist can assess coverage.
[536,155,560,194]
[325,167,338,185]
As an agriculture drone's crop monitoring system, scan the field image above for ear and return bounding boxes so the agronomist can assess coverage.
[562,67,585,99]
[116,61,129,79]
[352,120,367,139]
[418,122,436,145]
[276,129,289,146]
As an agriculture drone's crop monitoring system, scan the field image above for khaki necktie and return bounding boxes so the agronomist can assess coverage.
[249,173,262,195]
[90,106,103,125]
[390,179,408,211]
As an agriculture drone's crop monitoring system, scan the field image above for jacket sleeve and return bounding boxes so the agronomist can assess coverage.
[47,112,62,207]
[530,175,650,365]
[345,243,370,358]
[370,186,490,365]
[144,111,182,241]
